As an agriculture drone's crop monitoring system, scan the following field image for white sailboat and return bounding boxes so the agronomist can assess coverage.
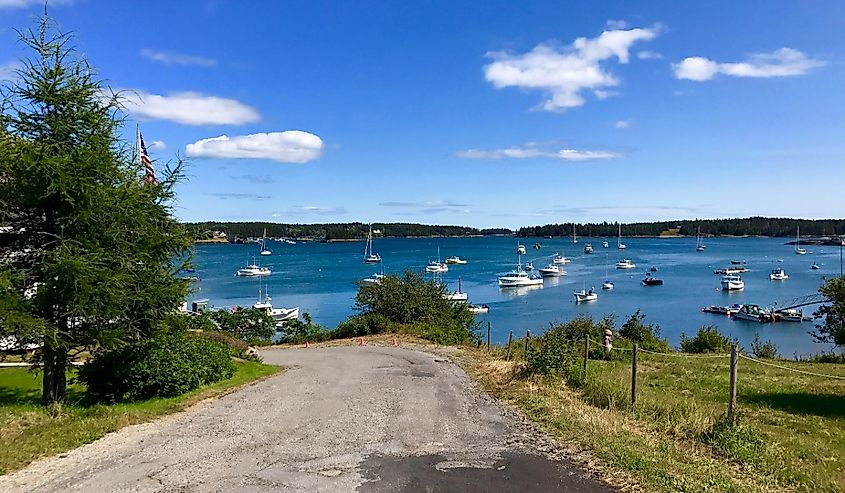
[602,254,614,289]
[444,277,468,302]
[696,226,706,252]
[259,228,272,256]
[363,225,382,263]
[426,247,448,273]
[795,226,807,255]
[572,224,578,244]
[617,223,627,250]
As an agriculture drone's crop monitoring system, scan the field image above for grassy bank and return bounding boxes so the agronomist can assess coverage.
[459,344,845,493]
[0,360,280,475]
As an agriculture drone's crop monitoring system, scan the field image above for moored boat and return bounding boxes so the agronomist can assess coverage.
[444,256,467,265]
[236,262,271,277]
[769,268,788,281]
[733,304,773,322]
[602,240,609,248]
[616,259,636,269]
[498,258,543,287]
[641,273,663,286]
[584,243,594,254]
[363,225,381,263]
[517,244,527,255]
[539,264,564,277]
[811,262,820,270]
[468,303,489,314]
[720,275,744,291]
[574,288,598,303]
[795,226,807,255]
[553,253,571,265]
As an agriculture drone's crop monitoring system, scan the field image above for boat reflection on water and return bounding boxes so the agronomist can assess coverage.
[499,284,543,297]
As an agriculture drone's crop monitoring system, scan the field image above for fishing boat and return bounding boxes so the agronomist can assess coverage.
[236,261,271,277]
[468,303,490,314]
[720,275,744,291]
[733,304,773,322]
[539,263,564,277]
[259,228,272,256]
[572,224,578,244]
[574,288,598,303]
[602,240,609,248]
[517,244,527,255]
[641,273,663,286]
[553,253,570,265]
[498,258,543,287]
[584,243,594,254]
[444,278,468,302]
[444,256,467,265]
[361,273,386,285]
[363,226,381,263]
[426,247,448,273]
[253,285,299,324]
[795,226,807,255]
[812,262,821,270]
[616,259,636,269]
[617,223,627,250]
[769,268,788,281]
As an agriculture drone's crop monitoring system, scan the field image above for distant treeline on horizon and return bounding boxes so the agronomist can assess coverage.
[187,217,844,241]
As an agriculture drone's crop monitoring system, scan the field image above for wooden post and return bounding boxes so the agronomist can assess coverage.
[583,335,589,375]
[524,330,531,354]
[631,344,638,409]
[486,321,491,353]
[728,344,738,421]
[506,330,513,361]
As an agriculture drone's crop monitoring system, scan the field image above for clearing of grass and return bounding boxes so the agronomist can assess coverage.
[457,342,845,493]
[0,360,280,475]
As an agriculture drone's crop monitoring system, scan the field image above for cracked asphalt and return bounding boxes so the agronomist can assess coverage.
[0,345,614,492]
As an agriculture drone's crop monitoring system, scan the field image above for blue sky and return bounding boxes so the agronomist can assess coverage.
[2,1,843,228]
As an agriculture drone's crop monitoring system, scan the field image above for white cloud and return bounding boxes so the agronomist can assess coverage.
[455,143,622,161]
[277,206,347,216]
[673,48,823,81]
[379,200,468,208]
[0,0,72,8]
[0,60,20,80]
[614,119,631,129]
[148,140,166,150]
[140,48,217,67]
[186,131,323,163]
[593,89,618,100]
[483,25,660,112]
[120,90,260,125]
[637,50,664,60]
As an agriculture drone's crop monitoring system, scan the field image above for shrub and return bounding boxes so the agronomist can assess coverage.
[211,308,275,344]
[619,310,671,352]
[700,414,766,463]
[679,325,733,353]
[809,352,845,363]
[79,331,235,402]
[195,331,260,361]
[526,316,610,376]
[750,334,779,359]
[334,312,394,339]
[279,312,330,344]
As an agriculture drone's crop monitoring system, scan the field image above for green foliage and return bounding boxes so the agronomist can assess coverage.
[750,334,780,359]
[334,312,394,339]
[194,331,260,361]
[808,352,845,363]
[619,310,670,352]
[700,415,766,463]
[210,308,275,344]
[0,17,193,404]
[278,312,330,343]
[351,271,479,345]
[679,325,733,353]
[79,331,234,402]
[812,276,845,347]
[184,221,493,240]
[526,316,610,376]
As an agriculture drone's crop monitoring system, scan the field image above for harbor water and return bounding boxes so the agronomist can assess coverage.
[191,236,841,356]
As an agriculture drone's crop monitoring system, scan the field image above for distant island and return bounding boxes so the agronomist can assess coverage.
[186,217,845,243]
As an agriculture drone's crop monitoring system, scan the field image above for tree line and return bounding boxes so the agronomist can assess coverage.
[517,217,845,238]
[187,222,511,240]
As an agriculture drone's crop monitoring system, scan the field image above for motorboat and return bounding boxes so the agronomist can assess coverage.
[498,259,543,287]
[714,267,748,275]
[701,305,731,315]
[795,226,807,255]
[252,288,299,324]
[617,223,626,250]
[444,256,467,265]
[602,240,610,248]
[426,261,448,273]
[363,225,381,263]
[538,264,564,277]
[641,273,663,286]
[812,263,821,270]
[361,273,386,285]
[468,304,489,314]
[259,228,272,256]
[616,259,636,269]
[236,262,271,277]
[720,275,744,291]
[733,304,773,323]
[584,243,594,254]
[553,254,570,265]
[284,239,297,245]
[517,244,527,255]
[444,278,468,302]
[769,268,788,281]
[601,280,614,290]
[774,308,806,322]
[574,288,598,303]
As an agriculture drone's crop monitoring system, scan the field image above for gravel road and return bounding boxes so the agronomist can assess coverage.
[0,345,614,492]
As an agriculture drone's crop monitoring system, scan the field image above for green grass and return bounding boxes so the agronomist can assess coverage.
[461,347,845,493]
[0,360,280,475]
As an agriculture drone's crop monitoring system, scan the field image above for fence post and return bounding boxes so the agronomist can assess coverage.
[583,335,589,375]
[631,344,638,410]
[728,344,738,421]
[506,330,513,361]
[524,330,530,354]
[486,321,491,353]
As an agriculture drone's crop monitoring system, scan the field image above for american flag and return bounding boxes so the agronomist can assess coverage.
[139,129,157,185]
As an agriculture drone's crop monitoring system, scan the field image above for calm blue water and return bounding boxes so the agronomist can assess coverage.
[190,237,841,356]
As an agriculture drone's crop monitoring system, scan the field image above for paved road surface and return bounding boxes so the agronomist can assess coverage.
[0,346,614,492]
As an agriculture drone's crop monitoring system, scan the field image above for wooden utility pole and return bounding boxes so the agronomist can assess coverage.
[583,335,589,374]
[631,344,638,409]
[486,321,491,353]
[524,330,531,354]
[506,330,513,361]
[728,344,738,421]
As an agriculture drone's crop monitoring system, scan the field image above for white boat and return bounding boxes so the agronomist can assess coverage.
[444,278,468,302]
[774,308,806,322]
[720,275,744,291]
[617,223,627,250]
[517,244,527,255]
[444,256,467,265]
[795,226,807,255]
[498,258,543,287]
[584,243,594,254]
[361,273,386,285]
[253,286,298,324]
[601,281,614,290]
[696,226,706,252]
[769,268,788,281]
[539,264,564,277]
[574,288,598,303]
[616,259,636,269]
[601,255,613,289]
[602,240,609,248]
[812,262,821,270]
[259,228,272,256]
[733,304,772,322]
[363,225,381,263]
[426,247,448,273]
[284,239,296,245]
[552,253,570,265]
[468,303,489,314]
[572,224,578,244]
[236,261,271,277]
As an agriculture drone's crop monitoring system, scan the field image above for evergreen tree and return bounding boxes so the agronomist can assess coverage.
[0,17,192,404]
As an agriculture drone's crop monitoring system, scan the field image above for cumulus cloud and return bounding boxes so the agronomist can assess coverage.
[120,90,260,125]
[614,119,631,129]
[148,140,166,150]
[673,48,823,81]
[455,143,622,161]
[483,25,660,111]
[140,48,217,67]
[637,50,663,60]
[186,131,323,163]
